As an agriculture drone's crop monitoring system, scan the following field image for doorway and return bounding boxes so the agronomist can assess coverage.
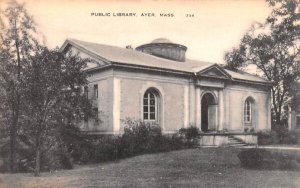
[201,93,217,132]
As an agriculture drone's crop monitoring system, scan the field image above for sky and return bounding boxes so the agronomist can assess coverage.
[1,0,271,64]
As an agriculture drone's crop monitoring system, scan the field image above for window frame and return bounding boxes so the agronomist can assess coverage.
[244,99,252,123]
[143,90,159,122]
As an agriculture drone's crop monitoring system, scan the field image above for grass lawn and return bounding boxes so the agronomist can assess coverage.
[0,147,299,188]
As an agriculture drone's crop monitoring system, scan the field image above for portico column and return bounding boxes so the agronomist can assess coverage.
[113,78,121,133]
[218,89,224,131]
[189,83,196,126]
[196,87,201,129]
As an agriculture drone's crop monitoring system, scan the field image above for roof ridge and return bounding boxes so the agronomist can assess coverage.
[68,38,212,66]
[68,38,126,50]
[60,38,271,84]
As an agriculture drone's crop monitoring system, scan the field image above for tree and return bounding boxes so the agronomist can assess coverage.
[0,0,40,173]
[224,0,300,131]
[22,47,92,176]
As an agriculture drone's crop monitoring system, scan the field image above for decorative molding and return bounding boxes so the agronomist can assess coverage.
[200,90,218,105]
[113,73,189,85]
[226,87,269,94]
[196,64,232,79]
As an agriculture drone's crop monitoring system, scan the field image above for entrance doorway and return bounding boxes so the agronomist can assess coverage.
[201,93,217,132]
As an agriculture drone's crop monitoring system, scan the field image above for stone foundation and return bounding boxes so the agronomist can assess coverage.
[198,133,257,146]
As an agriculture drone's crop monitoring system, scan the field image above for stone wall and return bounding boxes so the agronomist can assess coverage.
[113,68,189,132]
[225,82,271,132]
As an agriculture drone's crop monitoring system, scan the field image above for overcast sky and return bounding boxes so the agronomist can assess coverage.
[2,0,271,64]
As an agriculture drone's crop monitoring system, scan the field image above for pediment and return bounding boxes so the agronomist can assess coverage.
[60,39,110,67]
[197,65,231,79]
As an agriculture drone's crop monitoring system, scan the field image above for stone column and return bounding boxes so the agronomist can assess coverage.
[196,87,201,129]
[218,89,224,131]
[184,86,189,128]
[113,78,121,133]
[189,83,196,126]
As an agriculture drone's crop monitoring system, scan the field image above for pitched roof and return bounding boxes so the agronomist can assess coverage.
[60,38,271,84]
[225,69,270,83]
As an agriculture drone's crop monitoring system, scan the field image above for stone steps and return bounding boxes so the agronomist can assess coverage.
[228,136,247,147]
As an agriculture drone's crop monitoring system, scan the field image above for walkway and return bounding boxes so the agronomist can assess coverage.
[240,145,300,150]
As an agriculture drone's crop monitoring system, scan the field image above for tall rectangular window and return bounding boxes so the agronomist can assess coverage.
[244,100,252,123]
[143,89,159,121]
[94,84,98,99]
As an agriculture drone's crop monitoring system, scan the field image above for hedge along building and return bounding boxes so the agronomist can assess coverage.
[60,38,272,145]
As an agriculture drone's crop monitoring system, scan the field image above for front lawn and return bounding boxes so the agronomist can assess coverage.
[0,148,299,188]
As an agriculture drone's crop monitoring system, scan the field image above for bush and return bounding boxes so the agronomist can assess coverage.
[179,126,200,147]
[92,136,119,162]
[0,119,194,173]
[281,130,300,144]
[258,130,300,145]
[257,130,280,145]
[238,148,300,170]
[0,140,74,173]
[179,126,200,140]
[118,120,179,157]
[70,120,189,165]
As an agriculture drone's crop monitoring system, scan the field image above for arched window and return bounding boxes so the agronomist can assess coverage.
[143,89,160,122]
[244,98,254,123]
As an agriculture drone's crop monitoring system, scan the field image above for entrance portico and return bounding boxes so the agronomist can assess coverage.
[201,92,217,132]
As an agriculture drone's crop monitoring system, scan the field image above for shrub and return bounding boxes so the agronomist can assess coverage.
[119,120,166,157]
[257,130,300,145]
[281,130,300,145]
[74,120,197,164]
[153,133,186,151]
[257,130,280,145]
[179,126,200,140]
[179,126,200,147]
[0,119,191,173]
[92,136,119,162]
[69,120,189,164]
[0,139,74,173]
[238,148,300,170]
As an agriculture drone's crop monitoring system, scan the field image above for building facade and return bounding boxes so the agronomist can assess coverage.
[60,38,272,136]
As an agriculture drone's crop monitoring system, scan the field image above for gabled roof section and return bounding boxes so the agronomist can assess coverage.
[194,64,231,79]
[60,38,111,65]
[225,69,271,84]
[60,38,211,73]
[59,38,272,85]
